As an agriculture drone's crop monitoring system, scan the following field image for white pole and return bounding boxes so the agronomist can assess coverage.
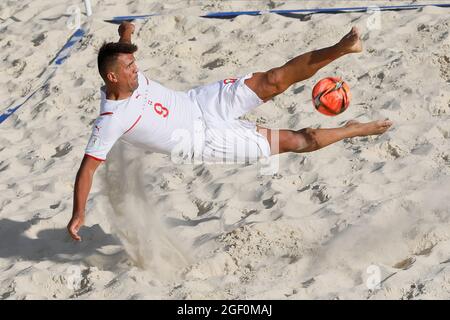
[84,0,92,16]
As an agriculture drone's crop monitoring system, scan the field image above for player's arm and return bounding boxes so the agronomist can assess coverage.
[67,155,102,241]
[118,21,135,44]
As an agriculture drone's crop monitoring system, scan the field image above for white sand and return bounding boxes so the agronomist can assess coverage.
[0,0,449,299]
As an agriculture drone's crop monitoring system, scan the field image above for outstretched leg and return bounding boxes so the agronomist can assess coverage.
[246,27,362,102]
[257,119,393,155]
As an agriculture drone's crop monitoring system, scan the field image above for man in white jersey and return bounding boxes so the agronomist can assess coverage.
[68,22,392,241]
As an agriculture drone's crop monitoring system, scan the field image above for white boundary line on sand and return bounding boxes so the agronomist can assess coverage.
[0,25,88,124]
[0,1,92,125]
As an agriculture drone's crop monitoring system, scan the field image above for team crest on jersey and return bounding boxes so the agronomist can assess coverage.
[223,78,237,85]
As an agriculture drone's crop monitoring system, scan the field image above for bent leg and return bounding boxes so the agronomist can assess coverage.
[246,27,362,102]
[257,120,393,155]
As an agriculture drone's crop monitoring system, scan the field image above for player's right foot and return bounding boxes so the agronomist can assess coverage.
[339,26,363,53]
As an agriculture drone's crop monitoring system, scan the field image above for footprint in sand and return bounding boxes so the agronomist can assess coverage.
[31,33,46,47]
[393,256,416,270]
[51,142,73,158]
[402,282,425,300]
[376,71,385,83]
[262,195,277,209]
[287,103,297,114]
[32,183,52,192]
[415,245,435,257]
[371,161,385,173]
[194,199,214,216]
[310,184,330,204]
[10,59,26,77]
[301,277,315,288]
[386,142,403,159]
[49,202,60,209]
[202,43,221,56]
[241,208,259,219]
[74,77,85,87]
[288,114,299,129]
[436,55,450,82]
[202,58,225,70]
[411,142,433,156]
[297,184,310,192]
[292,85,305,95]
[0,160,9,172]
[417,23,431,32]
[194,164,213,183]
[149,41,160,49]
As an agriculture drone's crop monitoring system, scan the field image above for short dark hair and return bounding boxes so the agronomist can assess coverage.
[97,42,138,80]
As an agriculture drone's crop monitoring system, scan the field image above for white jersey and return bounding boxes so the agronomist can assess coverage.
[85,72,271,164]
[85,72,203,161]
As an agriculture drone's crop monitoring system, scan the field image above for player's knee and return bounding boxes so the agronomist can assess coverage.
[293,128,318,152]
[279,130,302,152]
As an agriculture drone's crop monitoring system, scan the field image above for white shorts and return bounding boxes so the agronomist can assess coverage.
[187,73,271,163]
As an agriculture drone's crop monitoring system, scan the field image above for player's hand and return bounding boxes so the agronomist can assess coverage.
[67,214,85,241]
[118,21,135,38]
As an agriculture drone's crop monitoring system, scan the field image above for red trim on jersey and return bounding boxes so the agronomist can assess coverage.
[124,115,142,134]
[100,112,113,116]
[84,154,105,162]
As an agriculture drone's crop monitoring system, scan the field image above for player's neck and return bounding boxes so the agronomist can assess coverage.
[105,86,133,101]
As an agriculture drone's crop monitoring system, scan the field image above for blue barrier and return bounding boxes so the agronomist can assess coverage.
[0,28,86,124]
[205,3,450,18]
[55,28,86,65]
[107,3,450,22]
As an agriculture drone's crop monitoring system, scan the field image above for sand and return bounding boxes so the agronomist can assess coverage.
[0,0,449,299]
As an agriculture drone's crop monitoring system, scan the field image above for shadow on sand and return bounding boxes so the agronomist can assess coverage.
[0,217,125,269]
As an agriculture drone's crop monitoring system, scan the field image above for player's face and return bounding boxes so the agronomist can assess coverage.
[116,53,139,92]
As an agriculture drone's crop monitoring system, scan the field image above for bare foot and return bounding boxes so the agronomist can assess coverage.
[345,119,393,137]
[338,26,363,53]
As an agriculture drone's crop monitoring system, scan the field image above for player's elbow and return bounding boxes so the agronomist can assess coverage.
[265,68,290,96]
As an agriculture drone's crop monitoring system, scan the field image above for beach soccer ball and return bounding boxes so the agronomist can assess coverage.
[312,77,351,116]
